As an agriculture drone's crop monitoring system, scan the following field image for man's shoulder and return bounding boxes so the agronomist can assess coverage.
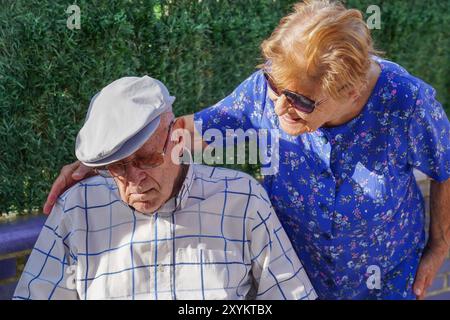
[191,164,271,207]
[193,164,260,185]
[55,175,119,215]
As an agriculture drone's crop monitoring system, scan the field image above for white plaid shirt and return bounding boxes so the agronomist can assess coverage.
[14,164,316,300]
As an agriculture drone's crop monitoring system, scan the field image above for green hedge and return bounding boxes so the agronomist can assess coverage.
[0,0,448,214]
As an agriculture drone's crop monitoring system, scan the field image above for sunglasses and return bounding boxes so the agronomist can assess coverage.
[263,70,328,114]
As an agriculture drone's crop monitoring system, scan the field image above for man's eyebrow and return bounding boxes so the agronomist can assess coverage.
[115,156,136,165]
[134,149,159,160]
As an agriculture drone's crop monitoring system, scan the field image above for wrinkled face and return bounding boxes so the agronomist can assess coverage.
[267,58,382,136]
[113,114,183,214]
[269,80,354,136]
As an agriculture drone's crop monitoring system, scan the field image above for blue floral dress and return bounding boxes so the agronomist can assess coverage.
[194,57,450,299]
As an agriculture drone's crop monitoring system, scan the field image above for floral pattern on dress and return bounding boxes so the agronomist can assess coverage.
[194,57,450,299]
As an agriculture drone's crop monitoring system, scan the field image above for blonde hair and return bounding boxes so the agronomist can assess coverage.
[260,0,382,100]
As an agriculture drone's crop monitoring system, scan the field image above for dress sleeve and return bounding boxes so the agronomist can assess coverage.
[407,82,450,182]
[193,71,266,137]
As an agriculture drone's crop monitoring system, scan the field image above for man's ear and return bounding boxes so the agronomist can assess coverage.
[172,117,186,147]
[173,116,186,131]
[170,117,192,163]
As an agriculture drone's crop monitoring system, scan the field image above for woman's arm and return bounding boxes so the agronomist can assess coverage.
[413,178,450,299]
[429,178,450,250]
[405,81,450,299]
[43,161,94,214]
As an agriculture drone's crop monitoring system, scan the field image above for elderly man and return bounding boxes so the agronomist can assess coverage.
[14,76,316,300]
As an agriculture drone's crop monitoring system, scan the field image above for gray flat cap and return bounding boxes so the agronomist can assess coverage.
[75,76,175,167]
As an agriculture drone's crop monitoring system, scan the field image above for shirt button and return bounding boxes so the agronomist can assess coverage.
[322,232,332,240]
[157,265,164,273]
[324,255,333,265]
[321,136,329,145]
[321,171,332,179]
[325,279,335,288]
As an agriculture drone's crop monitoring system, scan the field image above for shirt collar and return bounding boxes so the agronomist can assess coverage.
[157,164,195,215]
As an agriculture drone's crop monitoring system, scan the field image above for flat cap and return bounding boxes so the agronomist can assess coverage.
[75,76,175,167]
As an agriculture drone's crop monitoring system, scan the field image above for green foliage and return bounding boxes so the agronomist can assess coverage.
[0,0,448,214]
[347,0,449,113]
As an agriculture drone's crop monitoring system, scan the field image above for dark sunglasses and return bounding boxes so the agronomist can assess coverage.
[263,70,328,114]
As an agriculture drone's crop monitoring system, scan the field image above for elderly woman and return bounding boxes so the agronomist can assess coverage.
[44,0,450,299]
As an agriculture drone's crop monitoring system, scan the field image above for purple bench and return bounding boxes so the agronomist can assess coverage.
[0,214,46,300]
